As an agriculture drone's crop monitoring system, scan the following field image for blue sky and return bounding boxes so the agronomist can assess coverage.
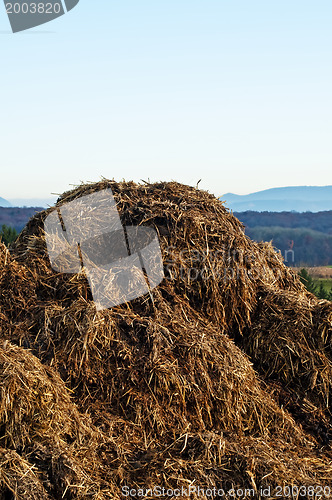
[0,0,331,200]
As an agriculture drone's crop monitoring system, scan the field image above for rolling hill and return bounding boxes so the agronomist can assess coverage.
[0,197,11,208]
[221,185,332,212]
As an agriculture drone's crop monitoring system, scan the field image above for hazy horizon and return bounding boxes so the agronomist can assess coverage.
[1,183,331,209]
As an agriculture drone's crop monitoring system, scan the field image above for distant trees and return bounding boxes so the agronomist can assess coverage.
[235,210,332,233]
[0,224,18,246]
[0,207,42,234]
[236,211,332,267]
[242,225,332,266]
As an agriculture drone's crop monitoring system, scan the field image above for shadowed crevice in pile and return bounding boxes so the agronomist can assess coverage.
[0,180,331,498]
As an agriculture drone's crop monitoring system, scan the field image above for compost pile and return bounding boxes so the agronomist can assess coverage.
[0,180,332,499]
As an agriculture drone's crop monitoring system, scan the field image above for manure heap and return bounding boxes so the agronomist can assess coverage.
[0,180,332,499]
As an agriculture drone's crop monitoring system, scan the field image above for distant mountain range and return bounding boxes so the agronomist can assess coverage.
[0,196,58,208]
[0,196,57,208]
[221,186,332,212]
[8,197,57,208]
[0,197,11,207]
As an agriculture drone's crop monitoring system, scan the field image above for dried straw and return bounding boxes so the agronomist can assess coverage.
[0,180,331,498]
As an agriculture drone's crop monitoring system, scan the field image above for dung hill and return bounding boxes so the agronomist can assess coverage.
[0,180,332,499]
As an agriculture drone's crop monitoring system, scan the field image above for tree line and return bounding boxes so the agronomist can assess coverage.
[234,210,332,233]
[235,211,332,267]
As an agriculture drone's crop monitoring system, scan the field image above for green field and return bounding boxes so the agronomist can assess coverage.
[313,279,332,292]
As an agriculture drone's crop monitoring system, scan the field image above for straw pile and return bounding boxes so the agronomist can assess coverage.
[0,180,331,499]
